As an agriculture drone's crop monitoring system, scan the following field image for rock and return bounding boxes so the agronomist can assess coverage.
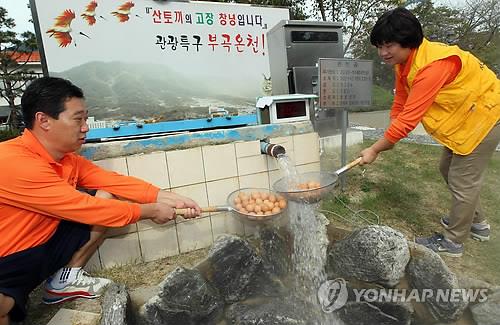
[327,225,410,287]
[457,276,492,292]
[205,235,261,303]
[406,243,468,323]
[101,283,134,325]
[258,227,292,277]
[335,301,412,325]
[140,267,223,325]
[225,297,317,324]
[470,290,500,325]
[244,262,287,298]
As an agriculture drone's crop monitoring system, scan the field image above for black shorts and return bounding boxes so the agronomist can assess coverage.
[0,221,90,321]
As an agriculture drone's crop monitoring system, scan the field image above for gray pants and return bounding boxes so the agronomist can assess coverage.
[440,121,500,243]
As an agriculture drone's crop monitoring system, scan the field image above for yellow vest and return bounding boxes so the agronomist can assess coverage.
[404,39,500,155]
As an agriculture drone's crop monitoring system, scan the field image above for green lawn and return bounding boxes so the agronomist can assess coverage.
[321,141,500,284]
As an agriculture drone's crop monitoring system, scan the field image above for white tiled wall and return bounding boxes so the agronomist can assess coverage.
[127,152,170,189]
[202,143,238,181]
[86,133,320,270]
[166,147,205,187]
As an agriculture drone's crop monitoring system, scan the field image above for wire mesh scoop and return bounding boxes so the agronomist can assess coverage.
[273,157,362,203]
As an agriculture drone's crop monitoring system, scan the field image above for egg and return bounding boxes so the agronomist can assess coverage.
[278,199,287,209]
[261,192,269,200]
[245,204,255,212]
[307,181,319,189]
[269,194,276,203]
[261,204,270,212]
[298,183,308,190]
[272,206,281,214]
[254,205,262,213]
[234,197,241,204]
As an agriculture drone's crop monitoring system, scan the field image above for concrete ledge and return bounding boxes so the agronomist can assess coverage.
[81,122,314,161]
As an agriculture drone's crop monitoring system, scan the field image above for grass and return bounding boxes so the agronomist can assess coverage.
[321,140,500,284]
[349,85,394,112]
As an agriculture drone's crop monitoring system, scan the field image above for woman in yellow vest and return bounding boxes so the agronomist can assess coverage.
[359,7,500,257]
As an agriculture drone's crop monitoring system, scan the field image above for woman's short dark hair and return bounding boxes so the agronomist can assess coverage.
[21,77,84,129]
[370,7,424,48]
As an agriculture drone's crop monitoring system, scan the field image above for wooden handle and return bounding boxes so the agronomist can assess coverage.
[345,157,363,170]
[175,206,229,215]
[335,157,362,175]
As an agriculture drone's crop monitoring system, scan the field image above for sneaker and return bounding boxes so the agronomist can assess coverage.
[42,269,112,305]
[440,217,490,242]
[415,233,464,257]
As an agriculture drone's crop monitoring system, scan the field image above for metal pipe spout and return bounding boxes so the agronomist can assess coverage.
[260,140,286,158]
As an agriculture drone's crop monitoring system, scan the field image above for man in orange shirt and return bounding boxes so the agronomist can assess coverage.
[0,77,201,325]
[359,8,500,257]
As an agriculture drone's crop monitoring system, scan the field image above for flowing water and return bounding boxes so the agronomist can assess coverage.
[276,154,337,324]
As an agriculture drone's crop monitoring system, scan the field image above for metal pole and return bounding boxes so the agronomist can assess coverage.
[340,107,347,191]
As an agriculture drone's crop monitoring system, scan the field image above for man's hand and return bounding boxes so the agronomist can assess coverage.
[156,191,201,219]
[140,202,177,224]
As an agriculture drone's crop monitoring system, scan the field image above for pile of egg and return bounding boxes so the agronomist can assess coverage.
[233,191,287,217]
[296,181,322,190]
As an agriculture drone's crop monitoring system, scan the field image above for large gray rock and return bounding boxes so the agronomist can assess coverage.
[101,283,134,325]
[327,225,410,287]
[259,227,291,277]
[407,243,468,322]
[205,235,261,303]
[244,262,287,298]
[470,289,500,325]
[140,267,223,325]
[336,301,412,325]
[225,298,317,324]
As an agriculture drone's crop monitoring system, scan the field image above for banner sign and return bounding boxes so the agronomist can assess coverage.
[30,0,289,122]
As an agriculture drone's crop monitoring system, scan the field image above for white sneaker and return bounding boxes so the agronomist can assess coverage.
[42,269,112,304]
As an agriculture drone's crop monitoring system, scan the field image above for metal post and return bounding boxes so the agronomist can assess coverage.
[340,107,347,191]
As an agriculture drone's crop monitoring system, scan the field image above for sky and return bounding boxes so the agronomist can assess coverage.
[3,0,33,33]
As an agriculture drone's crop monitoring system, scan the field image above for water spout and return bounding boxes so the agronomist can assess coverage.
[260,141,286,158]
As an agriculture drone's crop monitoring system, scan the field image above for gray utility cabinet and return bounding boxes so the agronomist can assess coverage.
[267,20,345,135]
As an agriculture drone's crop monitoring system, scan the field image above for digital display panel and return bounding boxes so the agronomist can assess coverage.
[291,31,339,42]
[276,101,307,119]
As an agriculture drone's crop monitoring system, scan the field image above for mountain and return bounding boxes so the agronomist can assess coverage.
[53,61,255,121]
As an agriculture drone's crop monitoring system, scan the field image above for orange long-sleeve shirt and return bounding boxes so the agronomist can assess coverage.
[384,51,462,143]
[0,129,160,257]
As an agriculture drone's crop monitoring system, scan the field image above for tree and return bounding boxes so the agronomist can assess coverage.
[0,6,38,130]
[311,0,403,55]
[411,0,499,74]
[214,0,309,20]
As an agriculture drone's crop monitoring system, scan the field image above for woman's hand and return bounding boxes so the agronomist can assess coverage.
[359,147,379,165]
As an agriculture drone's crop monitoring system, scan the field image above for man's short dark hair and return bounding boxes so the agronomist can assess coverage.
[21,77,84,129]
[370,7,424,48]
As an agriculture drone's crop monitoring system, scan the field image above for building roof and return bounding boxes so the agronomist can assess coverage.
[5,51,41,63]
